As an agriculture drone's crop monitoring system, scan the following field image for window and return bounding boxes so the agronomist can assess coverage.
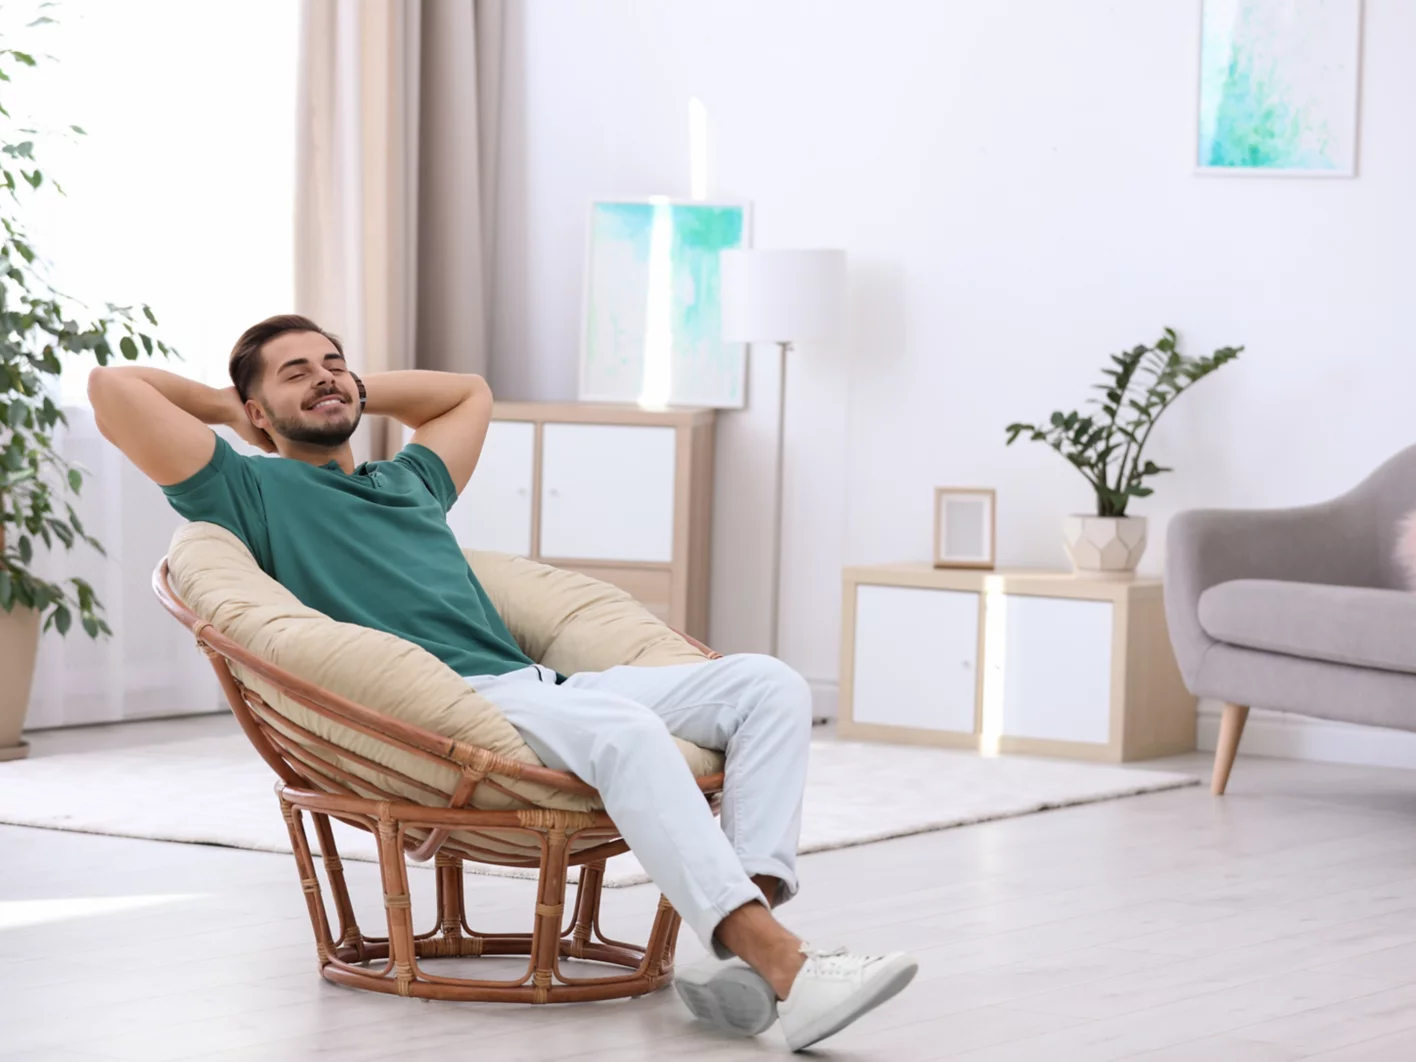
[3,0,297,403]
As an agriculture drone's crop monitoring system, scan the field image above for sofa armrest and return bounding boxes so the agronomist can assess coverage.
[1164,501,1367,688]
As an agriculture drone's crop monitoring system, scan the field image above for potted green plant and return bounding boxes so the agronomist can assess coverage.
[0,34,172,759]
[1005,329,1241,578]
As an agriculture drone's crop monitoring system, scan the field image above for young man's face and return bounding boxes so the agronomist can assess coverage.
[247,330,361,447]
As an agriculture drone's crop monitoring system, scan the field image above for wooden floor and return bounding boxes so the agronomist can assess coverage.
[5,716,1416,1061]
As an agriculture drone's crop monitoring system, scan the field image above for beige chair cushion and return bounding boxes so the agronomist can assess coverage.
[167,522,724,826]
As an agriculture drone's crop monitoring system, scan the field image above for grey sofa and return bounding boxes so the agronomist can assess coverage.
[1165,445,1416,794]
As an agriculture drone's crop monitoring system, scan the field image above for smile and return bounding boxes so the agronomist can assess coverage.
[308,396,345,410]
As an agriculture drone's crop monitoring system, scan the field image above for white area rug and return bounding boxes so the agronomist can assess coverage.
[0,735,1197,887]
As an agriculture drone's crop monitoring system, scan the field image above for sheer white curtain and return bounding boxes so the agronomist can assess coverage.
[9,2,298,728]
[25,417,228,729]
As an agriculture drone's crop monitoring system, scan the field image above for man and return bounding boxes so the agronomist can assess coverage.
[88,314,917,1051]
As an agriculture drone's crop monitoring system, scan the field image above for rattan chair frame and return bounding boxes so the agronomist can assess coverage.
[152,558,725,1003]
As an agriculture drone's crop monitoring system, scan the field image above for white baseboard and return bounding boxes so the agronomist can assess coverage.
[1197,698,1416,771]
[809,678,838,724]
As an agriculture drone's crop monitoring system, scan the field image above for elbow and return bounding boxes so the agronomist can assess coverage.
[86,367,127,438]
[87,366,115,415]
[463,374,493,415]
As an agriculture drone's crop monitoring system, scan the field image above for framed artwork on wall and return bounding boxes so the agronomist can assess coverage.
[934,488,996,570]
[1196,0,1363,177]
[578,198,751,409]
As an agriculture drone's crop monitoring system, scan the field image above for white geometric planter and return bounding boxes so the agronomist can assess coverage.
[1062,515,1147,579]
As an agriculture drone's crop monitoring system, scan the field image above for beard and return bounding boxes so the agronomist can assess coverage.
[262,401,361,447]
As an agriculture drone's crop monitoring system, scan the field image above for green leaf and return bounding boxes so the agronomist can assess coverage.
[119,336,138,360]
[140,333,153,356]
[142,305,158,326]
[53,604,70,635]
[0,570,11,609]
[10,51,37,66]
[67,468,82,492]
[69,124,86,135]
[81,615,99,638]
[17,535,31,564]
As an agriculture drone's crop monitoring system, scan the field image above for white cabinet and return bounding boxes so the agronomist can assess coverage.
[1000,596,1112,745]
[445,420,536,555]
[840,565,1196,762]
[539,423,676,563]
[851,585,978,733]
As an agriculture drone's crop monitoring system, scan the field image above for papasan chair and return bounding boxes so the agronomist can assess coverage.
[154,521,725,1004]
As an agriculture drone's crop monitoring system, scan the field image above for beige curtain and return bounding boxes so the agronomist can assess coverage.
[296,0,504,460]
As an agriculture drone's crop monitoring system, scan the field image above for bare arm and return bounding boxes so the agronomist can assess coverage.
[87,366,271,486]
[362,371,492,496]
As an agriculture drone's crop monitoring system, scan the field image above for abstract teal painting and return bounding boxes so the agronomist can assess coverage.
[580,199,749,408]
[1198,0,1361,175]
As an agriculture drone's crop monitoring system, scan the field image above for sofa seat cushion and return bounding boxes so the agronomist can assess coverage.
[1198,579,1416,675]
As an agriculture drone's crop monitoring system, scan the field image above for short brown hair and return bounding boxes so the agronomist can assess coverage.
[228,314,344,401]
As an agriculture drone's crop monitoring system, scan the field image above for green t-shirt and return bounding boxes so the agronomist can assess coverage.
[162,434,536,680]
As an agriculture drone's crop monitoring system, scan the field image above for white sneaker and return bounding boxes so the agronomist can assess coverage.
[674,953,780,1036]
[777,944,918,1052]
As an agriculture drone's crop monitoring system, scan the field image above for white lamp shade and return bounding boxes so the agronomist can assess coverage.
[719,249,847,344]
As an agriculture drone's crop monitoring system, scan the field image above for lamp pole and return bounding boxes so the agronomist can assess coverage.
[769,339,792,658]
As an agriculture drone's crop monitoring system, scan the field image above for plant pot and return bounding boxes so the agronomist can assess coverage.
[1062,515,1148,580]
[0,605,41,761]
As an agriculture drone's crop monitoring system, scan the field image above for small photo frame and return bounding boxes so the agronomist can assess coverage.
[934,488,996,569]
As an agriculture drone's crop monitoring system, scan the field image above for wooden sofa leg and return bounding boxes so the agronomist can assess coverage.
[1212,703,1250,795]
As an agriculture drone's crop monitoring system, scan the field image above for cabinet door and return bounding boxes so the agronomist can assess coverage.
[850,585,979,733]
[446,420,536,555]
[539,424,676,562]
[999,595,1112,744]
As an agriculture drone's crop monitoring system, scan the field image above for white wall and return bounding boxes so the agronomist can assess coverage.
[490,0,1415,717]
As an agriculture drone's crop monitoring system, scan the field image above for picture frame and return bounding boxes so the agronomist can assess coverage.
[578,197,752,409]
[1194,0,1364,178]
[934,488,996,570]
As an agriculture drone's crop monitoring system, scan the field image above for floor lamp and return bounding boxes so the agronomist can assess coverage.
[719,248,848,658]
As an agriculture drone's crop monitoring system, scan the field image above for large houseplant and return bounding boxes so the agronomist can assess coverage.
[0,30,173,759]
[1005,329,1241,577]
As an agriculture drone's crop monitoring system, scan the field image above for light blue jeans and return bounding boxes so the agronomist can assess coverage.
[464,654,812,953]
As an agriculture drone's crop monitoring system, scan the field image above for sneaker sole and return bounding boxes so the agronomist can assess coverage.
[675,964,779,1036]
[784,955,919,1052]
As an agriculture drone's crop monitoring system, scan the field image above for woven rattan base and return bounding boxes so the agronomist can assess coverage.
[279,786,682,1003]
